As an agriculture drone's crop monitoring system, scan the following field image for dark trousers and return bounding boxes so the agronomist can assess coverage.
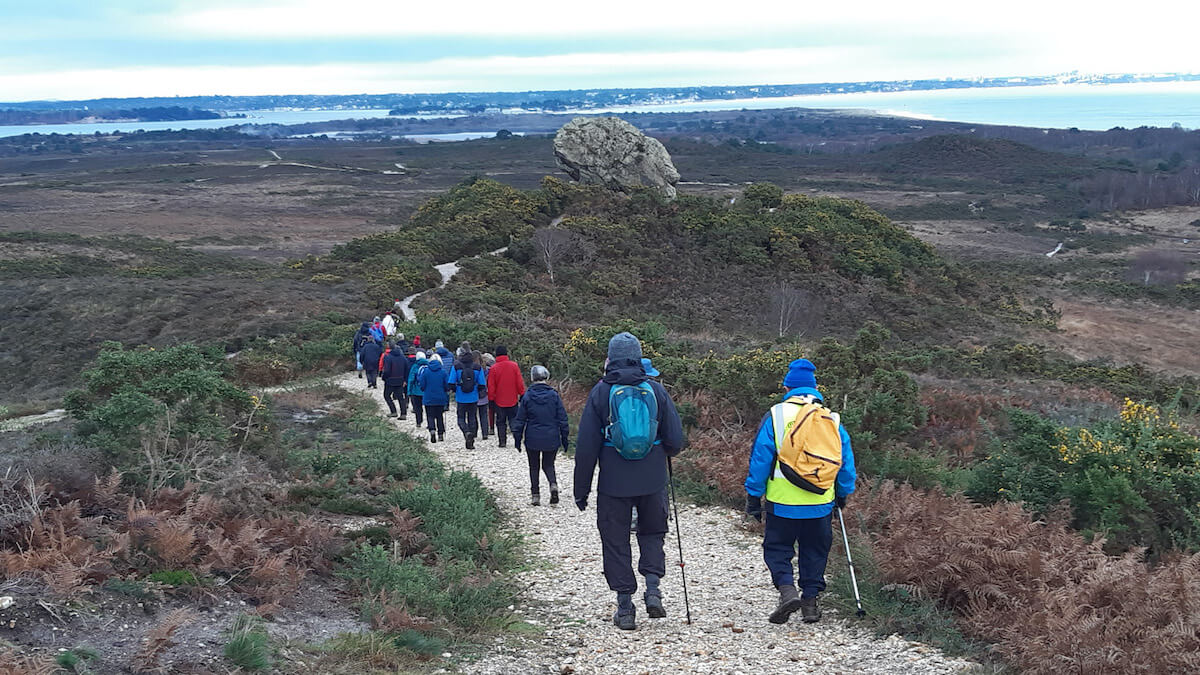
[383,384,407,415]
[762,511,832,599]
[494,405,519,444]
[425,405,445,435]
[409,395,423,425]
[488,401,497,431]
[596,490,668,593]
[525,449,558,493]
[456,402,479,437]
[364,369,378,387]
[477,404,490,437]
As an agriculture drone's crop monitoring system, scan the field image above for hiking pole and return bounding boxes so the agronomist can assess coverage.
[666,457,692,624]
[836,506,866,618]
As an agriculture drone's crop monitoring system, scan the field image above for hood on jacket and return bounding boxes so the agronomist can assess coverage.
[413,357,428,368]
[601,358,647,386]
[426,358,444,372]
[525,381,560,404]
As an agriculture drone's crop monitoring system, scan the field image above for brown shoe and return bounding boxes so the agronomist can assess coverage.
[769,585,802,624]
[800,596,821,623]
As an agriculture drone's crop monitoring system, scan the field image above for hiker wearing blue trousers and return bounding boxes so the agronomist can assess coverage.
[744,359,856,625]
[574,332,686,631]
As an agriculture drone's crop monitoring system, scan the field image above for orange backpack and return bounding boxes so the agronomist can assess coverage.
[776,399,843,494]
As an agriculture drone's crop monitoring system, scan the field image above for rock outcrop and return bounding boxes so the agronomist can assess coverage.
[553,117,680,198]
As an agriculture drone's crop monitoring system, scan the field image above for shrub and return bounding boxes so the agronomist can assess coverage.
[224,613,272,671]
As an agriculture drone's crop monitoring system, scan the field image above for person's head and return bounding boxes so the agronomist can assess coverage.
[413,335,421,346]
[459,341,472,354]
[430,354,442,364]
[406,347,416,356]
[387,340,396,350]
[641,358,660,377]
[460,350,474,365]
[782,358,819,395]
[531,365,550,382]
[360,321,370,329]
[397,333,405,342]
[607,331,642,362]
[494,344,508,356]
[482,353,496,367]
[435,340,445,349]
[416,350,426,360]
[471,350,482,366]
[373,315,381,323]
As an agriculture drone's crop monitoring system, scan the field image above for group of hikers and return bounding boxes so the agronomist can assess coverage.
[353,320,857,631]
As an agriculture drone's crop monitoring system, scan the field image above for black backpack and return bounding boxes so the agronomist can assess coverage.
[459,366,476,392]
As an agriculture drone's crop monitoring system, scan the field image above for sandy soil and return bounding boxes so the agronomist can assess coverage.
[1049,297,1200,375]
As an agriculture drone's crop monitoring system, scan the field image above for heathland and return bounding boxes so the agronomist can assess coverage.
[1,109,1199,672]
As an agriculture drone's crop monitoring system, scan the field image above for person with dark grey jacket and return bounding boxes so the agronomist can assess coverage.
[574,332,686,631]
[512,365,570,506]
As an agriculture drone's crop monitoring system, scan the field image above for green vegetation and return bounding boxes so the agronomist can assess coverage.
[224,614,272,671]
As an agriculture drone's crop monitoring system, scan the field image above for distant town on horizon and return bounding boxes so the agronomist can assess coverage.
[4,70,1199,116]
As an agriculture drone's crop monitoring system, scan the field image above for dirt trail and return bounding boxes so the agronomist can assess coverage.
[332,372,972,674]
[397,246,509,322]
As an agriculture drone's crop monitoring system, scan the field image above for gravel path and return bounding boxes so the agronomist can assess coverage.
[334,373,975,674]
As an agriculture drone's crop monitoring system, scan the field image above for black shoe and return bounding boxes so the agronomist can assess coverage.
[531,493,540,506]
[387,412,397,418]
[549,487,559,505]
[430,431,437,443]
[613,595,636,631]
[645,593,666,618]
[498,440,506,448]
[465,434,475,450]
[769,585,803,625]
[800,596,821,623]
[438,433,444,442]
[399,414,407,420]
[358,371,363,379]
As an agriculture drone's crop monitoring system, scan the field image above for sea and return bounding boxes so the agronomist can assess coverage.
[2,81,1199,140]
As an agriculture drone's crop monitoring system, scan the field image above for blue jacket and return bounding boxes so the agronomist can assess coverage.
[352,323,371,355]
[574,358,686,501]
[447,363,486,404]
[407,357,428,396]
[381,349,410,386]
[418,358,449,406]
[359,341,383,372]
[744,388,857,519]
[513,383,570,452]
[436,347,454,366]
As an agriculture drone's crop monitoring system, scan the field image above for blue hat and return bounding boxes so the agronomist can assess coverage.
[783,358,818,390]
[640,358,660,377]
[607,332,643,361]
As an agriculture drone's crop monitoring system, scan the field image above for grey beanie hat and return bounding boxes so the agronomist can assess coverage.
[531,365,550,382]
[607,331,643,362]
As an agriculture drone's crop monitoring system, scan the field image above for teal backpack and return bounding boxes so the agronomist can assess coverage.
[605,382,660,460]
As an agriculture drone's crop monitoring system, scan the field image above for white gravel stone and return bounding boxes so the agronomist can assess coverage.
[336,373,976,674]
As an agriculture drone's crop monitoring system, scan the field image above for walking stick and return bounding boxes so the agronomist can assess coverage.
[836,506,866,618]
[667,457,692,624]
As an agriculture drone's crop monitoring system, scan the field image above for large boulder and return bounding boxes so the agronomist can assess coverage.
[553,117,680,199]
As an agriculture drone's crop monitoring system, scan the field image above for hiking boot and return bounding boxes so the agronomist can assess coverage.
[437,433,444,442]
[613,594,636,631]
[429,430,437,443]
[549,485,559,505]
[481,432,489,440]
[358,371,362,379]
[399,413,407,420]
[387,412,397,418]
[465,433,475,450]
[800,596,821,623]
[498,440,507,448]
[531,492,540,506]
[768,585,803,624]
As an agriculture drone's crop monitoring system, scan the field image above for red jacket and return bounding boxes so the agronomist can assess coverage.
[488,355,526,407]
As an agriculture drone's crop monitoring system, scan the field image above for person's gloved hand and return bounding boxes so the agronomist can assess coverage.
[745,494,763,522]
[575,498,588,512]
[836,495,848,509]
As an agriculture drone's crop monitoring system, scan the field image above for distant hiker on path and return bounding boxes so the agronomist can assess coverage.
[419,354,449,443]
[369,316,385,343]
[352,321,372,378]
[574,332,686,631]
[744,358,856,625]
[381,340,411,419]
[488,345,526,447]
[448,350,487,449]
[359,336,383,390]
[407,351,428,427]
[476,351,493,441]
[382,311,398,337]
[512,365,570,506]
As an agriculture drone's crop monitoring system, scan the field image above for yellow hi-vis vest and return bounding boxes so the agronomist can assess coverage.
[764,397,838,506]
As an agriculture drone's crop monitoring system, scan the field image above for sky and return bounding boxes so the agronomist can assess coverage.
[3,0,1200,102]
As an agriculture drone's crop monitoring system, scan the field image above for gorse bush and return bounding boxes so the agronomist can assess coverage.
[970,400,1200,554]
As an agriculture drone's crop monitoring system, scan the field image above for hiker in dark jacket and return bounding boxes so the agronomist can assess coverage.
[407,352,428,426]
[489,345,526,447]
[359,338,383,389]
[574,332,686,631]
[434,340,454,369]
[745,359,856,625]
[418,355,450,443]
[381,342,411,419]
[448,352,487,449]
[512,365,570,506]
[352,322,372,378]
